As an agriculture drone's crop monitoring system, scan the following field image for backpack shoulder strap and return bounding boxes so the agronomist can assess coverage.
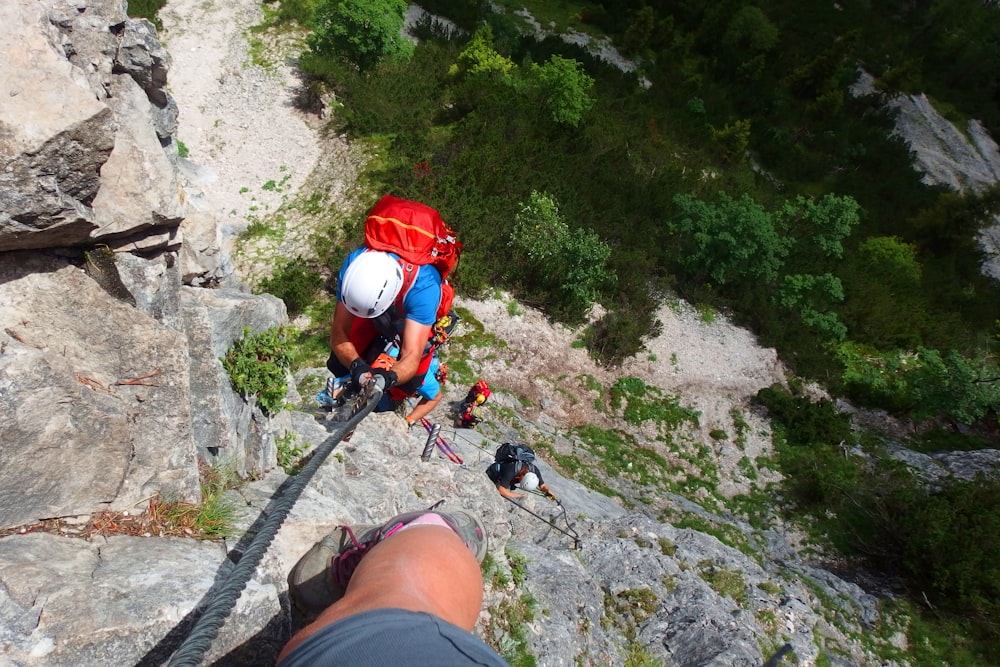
[393,259,419,311]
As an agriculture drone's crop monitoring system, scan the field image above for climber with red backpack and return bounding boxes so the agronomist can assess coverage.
[321,195,461,413]
[453,379,489,428]
[463,380,490,407]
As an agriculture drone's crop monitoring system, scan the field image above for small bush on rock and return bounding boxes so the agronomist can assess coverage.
[221,326,292,415]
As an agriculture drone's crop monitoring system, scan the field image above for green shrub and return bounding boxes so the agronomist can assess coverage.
[257,259,324,317]
[308,0,413,72]
[894,478,1000,616]
[510,191,614,322]
[755,384,851,447]
[581,311,644,365]
[276,431,309,475]
[221,327,292,415]
[835,343,1000,424]
[755,384,859,512]
[528,55,596,127]
[126,0,167,29]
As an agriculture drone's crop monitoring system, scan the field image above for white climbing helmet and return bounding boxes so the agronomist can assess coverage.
[341,251,404,318]
[519,472,539,492]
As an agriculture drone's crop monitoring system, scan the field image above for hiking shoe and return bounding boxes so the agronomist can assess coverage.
[287,522,377,622]
[316,389,335,408]
[287,509,488,621]
[316,376,348,409]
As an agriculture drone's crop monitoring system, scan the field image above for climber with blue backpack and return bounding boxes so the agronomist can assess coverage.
[319,196,461,413]
[485,442,556,501]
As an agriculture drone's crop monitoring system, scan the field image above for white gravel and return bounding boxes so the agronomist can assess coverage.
[159,0,328,278]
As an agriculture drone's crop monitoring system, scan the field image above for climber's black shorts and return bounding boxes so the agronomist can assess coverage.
[277,608,509,667]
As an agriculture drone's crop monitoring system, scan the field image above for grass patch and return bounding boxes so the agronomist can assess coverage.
[608,377,700,433]
[667,511,752,556]
[572,424,671,487]
[483,549,539,667]
[453,306,507,349]
[604,587,658,633]
[697,560,747,603]
[276,431,309,474]
[156,460,241,539]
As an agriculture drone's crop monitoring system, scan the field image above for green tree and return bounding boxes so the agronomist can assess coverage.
[668,192,790,285]
[621,5,656,57]
[529,56,596,127]
[836,342,1000,424]
[780,194,860,258]
[510,191,613,320]
[840,236,925,348]
[309,0,413,72]
[451,25,515,80]
[776,273,847,341]
[722,5,779,55]
[709,119,751,162]
[907,348,1000,424]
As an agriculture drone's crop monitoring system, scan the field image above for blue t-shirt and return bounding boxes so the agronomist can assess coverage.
[416,354,441,400]
[387,345,440,400]
[337,247,442,326]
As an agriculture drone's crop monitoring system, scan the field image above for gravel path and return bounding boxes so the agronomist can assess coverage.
[159,0,342,282]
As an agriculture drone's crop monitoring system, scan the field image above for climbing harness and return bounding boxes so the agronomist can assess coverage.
[503,493,581,550]
[419,417,464,464]
[164,377,386,667]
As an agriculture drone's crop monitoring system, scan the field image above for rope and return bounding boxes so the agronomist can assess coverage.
[165,379,385,667]
[503,495,581,549]
[448,428,496,459]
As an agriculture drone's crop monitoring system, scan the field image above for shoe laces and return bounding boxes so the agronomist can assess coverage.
[329,521,409,589]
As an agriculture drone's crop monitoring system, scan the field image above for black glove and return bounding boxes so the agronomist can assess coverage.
[349,358,373,389]
[372,368,398,389]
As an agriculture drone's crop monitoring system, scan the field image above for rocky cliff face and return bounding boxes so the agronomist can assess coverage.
[853,72,1000,281]
[2,2,997,666]
[1,2,290,660]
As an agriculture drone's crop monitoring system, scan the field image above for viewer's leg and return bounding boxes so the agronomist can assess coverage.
[279,524,484,662]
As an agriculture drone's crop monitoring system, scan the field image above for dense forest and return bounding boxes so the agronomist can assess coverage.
[132,0,1000,662]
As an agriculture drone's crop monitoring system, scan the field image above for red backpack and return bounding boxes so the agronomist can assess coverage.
[365,194,461,280]
[363,195,462,397]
